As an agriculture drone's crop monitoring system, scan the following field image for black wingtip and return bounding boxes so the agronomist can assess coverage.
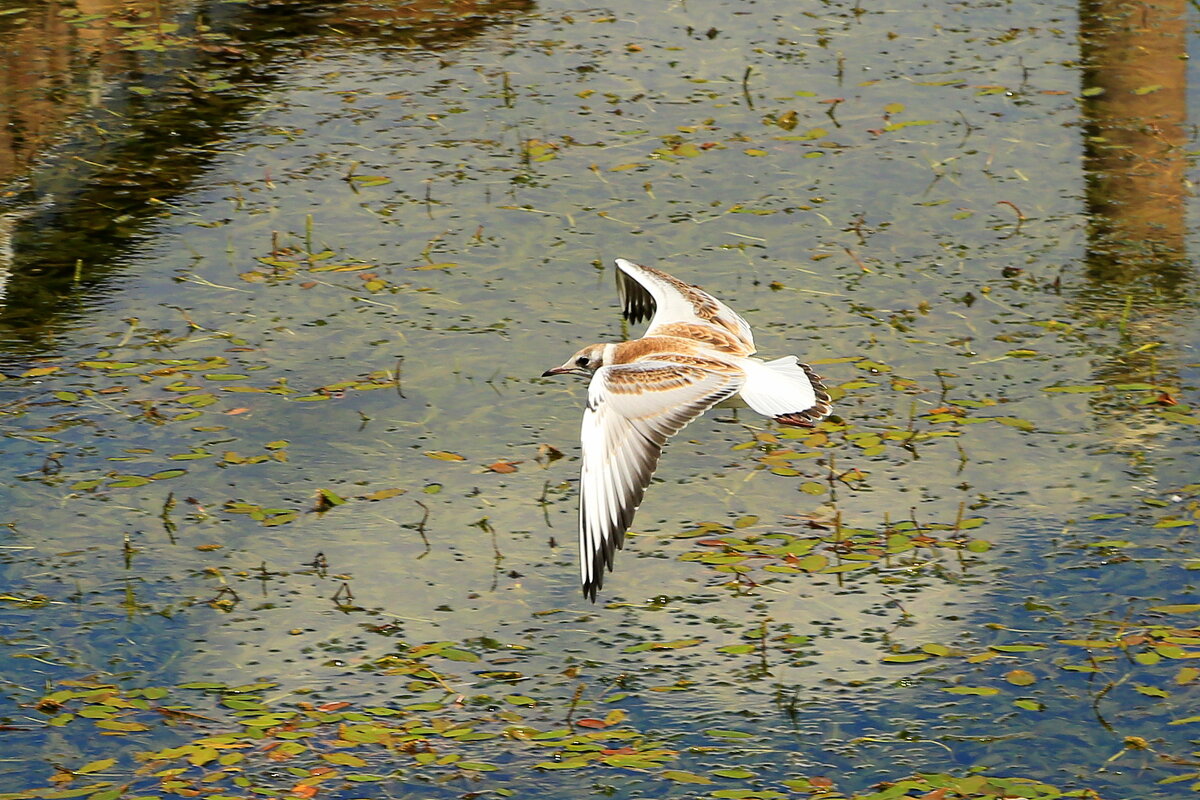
[775,362,834,426]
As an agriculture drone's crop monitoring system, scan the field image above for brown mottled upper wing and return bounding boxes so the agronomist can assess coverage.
[578,359,743,600]
[614,258,756,355]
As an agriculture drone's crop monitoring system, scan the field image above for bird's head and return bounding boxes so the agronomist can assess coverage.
[542,343,609,377]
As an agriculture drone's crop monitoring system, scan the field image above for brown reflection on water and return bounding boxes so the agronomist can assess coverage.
[1078,0,1193,389]
[0,0,166,186]
[1080,0,1189,288]
[0,0,531,188]
[0,0,531,348]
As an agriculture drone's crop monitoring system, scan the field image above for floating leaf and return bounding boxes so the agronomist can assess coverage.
[425,451,466,461]
[1044,384,1104,393]
[1005,670,1036,686]
[94,719,150,732]
[882,653,931,663]
[360,487,405,501]
[23,366,61,377]
[321,752,367,767]
[662,770,713,784]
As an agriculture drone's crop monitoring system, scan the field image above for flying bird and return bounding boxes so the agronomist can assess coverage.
[542,258,833,601]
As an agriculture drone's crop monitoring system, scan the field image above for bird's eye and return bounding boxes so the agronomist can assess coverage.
[576,356,590,367]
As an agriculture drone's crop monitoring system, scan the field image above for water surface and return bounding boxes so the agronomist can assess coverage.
[1,0,1198,798]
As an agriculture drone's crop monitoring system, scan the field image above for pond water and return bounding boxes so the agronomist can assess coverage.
[1,0,1198,798]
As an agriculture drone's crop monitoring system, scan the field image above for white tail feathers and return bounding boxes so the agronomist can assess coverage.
[737,356,831,424]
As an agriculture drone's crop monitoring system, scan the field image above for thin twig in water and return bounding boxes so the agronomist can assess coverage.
[538,480,552,528]
[414,501,431,557]
[394,356,406,398]
[996,200,1025,238]
[843,247,870,272]
[566,683,586,728]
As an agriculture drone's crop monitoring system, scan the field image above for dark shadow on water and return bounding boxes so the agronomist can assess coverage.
[0,0,532,355]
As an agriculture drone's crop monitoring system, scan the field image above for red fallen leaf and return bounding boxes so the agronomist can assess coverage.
[358,272,378,281]
[819,97,844,104]
[576,718,608,729]
[1156,392,1178,406]
[487,460,522,474]
[697,539,728,547]
[291,784,318,798]
[600,747,636,755]
[226,408,251,415]
[318,701,351,712]
[309,767,334,776]
[1122,635,1148,646]
[98,386,127,394]
[300,282,317,289]
[811,776,835,788]
[1040,90,1072,95]
[867,128,884,135]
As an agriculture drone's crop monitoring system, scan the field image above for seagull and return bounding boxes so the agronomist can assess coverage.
[542,258,833,601]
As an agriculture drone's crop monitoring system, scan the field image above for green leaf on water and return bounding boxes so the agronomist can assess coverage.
[95,719,150,732]
[108,476,151,488]
[662,770,714,784]
[989,644,1046,653]
[1150,604,1200,614]
[1043,384,1103,393]
[881,653,931,663]
[1005,670,1036,686]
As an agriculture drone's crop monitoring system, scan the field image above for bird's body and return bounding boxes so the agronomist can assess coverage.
[543,258,832,600]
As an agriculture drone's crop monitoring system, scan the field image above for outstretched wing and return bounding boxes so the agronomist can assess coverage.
[614,258,756,354]
[579,359,743,601]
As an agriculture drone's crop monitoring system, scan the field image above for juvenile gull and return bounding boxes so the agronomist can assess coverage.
[543,258,832,601]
